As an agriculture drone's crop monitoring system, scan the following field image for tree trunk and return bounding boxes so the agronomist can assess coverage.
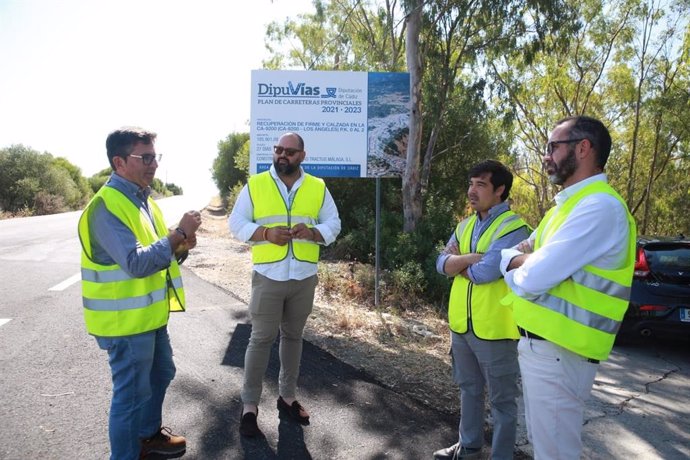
[403,0,423,232]
[641,118,660,234]
[420,122,440,195]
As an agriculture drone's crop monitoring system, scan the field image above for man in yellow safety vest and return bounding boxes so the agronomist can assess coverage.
[433,160,531,460]
[78,127,201,460]
[500,116,636,459]
[229,132,341,437]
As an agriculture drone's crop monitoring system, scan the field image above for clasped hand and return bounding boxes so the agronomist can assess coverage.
[266,223,313,246]
[176,210,202,251]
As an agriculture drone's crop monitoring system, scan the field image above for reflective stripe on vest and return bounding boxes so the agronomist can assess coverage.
[248,171,325,264]
[502,181,636,360]
[81,276,184,311]
[78,186,186,337]
[448,210,529,340]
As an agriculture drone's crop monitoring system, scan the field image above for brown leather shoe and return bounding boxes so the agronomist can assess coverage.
[140,426,186,457]
[239,408,262,437]
[277,396,310,425]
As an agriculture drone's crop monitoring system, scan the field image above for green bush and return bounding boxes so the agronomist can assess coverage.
[0,145,93,214]
[33,191,67,215]
[387,261,427,309]
[225,182,245,213]
[88,168,112,193]
[325,176,458,312]
[212,133,250,200]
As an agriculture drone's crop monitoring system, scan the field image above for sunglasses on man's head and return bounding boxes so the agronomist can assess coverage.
[128,153,162,165]
[273,146,302,157]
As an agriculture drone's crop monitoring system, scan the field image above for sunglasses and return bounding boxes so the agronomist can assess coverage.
[128,153,162,165]
[273,146,302,157]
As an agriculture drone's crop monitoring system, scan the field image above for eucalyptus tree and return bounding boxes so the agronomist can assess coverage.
[489,0,690,233]
[264,0,406,71]
[488,0,634,220]
[609,0,690,234]
[264,0,578,232]
[406,0,577,230]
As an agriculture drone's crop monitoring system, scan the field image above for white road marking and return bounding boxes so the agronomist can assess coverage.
[48,273,81,291]
[0,319,11,328]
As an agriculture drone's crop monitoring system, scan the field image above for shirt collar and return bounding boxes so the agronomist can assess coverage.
[109,173,152,201]
[476,201,510,221]
[554,173,607,206]
[269,164,305,188]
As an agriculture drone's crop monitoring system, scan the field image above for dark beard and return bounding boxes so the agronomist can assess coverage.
[548,146,577,185]
[274,158,298,175]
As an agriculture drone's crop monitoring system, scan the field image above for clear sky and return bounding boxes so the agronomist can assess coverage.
[0,0,314,203]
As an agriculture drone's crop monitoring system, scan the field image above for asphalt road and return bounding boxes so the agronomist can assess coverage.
[1,197,689,459]
[0,198,459,459]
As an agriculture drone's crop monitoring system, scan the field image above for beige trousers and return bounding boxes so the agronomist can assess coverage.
[241,271,318,405]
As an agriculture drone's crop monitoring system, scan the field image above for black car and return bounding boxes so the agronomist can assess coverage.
[619,235,690,340]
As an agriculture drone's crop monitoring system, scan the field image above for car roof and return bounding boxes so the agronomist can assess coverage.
[638,235,690,245]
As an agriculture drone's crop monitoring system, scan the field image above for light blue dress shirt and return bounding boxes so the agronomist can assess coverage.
[89,173,173,278]
[436,202,530,284]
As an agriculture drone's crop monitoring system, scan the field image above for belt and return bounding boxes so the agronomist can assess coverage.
[517,327,599,364]
[518,327,544,340]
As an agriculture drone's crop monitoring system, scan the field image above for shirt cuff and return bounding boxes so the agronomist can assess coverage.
[313,224,334,246]
[500,248,522,276]
[436,254,451,275]
[239,223,261,243]
[466,264,478,283]
[162,236,173,256]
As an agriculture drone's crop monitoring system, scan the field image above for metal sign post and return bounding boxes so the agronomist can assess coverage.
[375,176,381,307]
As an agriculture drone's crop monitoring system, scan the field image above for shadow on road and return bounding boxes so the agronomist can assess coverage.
[222,323,382,387]
[176,323,457,459]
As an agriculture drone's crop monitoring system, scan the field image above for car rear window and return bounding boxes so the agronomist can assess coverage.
[644,244,690,282]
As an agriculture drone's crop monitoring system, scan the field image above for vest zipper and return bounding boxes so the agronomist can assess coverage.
[287,191,293,257]
[466,281,473,331]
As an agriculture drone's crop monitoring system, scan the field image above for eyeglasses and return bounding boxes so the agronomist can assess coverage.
[273,145,302,157]
[545,138,585,156]
[128,153,162,165]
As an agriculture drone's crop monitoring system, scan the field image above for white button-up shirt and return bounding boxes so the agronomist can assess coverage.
[500,174,630,299]
[228,165,341,281]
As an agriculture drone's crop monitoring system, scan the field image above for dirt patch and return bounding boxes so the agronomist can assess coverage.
[184,206,459,415]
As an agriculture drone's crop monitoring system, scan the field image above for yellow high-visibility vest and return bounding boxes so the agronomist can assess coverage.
[78,186,185,337]
[502,181,636,360]
[448,210,529,339]
[248,171,325,264]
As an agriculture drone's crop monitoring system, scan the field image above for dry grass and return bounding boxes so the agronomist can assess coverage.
[0,208,34,220]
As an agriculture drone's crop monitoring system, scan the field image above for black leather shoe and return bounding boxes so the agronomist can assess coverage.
[277,396,310,425]
[433,442,481,459]
[239,408,262,437]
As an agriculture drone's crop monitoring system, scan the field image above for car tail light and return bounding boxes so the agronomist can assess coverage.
[639,304,671,312]
[634,248,650,277]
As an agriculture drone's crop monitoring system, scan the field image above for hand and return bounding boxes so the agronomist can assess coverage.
[517,240,533,254]
[290,223,315,241]
[442,240,459,256]
[178,210,202,236]
[173,231,196,254]
[266,226,292,246]
[185,232,197,250]
[508,253,530,270]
